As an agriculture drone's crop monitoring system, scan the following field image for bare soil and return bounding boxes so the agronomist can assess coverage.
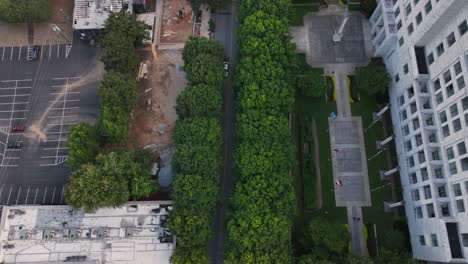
[128,49,187,152]
[160,0,193,43]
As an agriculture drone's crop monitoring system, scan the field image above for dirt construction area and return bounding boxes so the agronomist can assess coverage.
[128,49,187,153]
[160,0,193,43]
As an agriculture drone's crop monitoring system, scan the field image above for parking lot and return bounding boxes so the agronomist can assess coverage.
[0,36,101,204]
[0,44,72,62]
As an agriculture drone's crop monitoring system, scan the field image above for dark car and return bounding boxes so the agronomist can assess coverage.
[11,125,25,132]
[223,62,229,77]
[7,142,21,149]
[27,46,40,61]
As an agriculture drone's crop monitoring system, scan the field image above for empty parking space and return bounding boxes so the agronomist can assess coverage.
[40,77,81,166]
[0,184,65,205]
[0,44,72,62]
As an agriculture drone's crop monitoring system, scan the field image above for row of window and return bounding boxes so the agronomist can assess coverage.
[420,233,468,248]
[414,201,450,219]
[427,20,468,66]
[434,61,465,106]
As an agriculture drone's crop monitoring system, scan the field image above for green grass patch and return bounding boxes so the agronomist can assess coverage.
[291,6,319,26]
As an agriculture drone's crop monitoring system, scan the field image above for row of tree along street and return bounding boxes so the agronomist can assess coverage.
[167,36,225,263]
[64,12,157,212]
[225,1,299,263]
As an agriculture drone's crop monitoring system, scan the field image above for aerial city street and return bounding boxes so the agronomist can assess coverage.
[0,0,467,263]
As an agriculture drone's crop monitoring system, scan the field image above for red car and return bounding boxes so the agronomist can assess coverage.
[11,125,25,132]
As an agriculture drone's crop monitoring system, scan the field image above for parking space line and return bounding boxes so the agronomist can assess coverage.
[42,186,47,204]
[57,45,60,59]
[1,47,4,61]
[52,77,81,80]
[51,186,56,203]
[0,110,28,113]
[44,139,67,143]
[43,147,69,150]
[49,99,79,103]
[15,186,21,205]
[34,187,38,204]
[51,91,80,95]
[1,79,32,83]
[5,149,21,152]
[40,45,44,59]
[18,46,21,61]
[49,44,52,60]
[0,87,32,90]
[0,185,3,202]
[4,157,20,160]
[48,115,78,119]
[0,118,27,120]
[51,107,78,110]
[9,46,13,61]
[25,186,30,205]
[1,80,19,166]
[47,122,77,126]
[0,94,30,98]
[46,131,69,135]
[60,186,64,204]
[0,102,28,105]
[6,186,12,205]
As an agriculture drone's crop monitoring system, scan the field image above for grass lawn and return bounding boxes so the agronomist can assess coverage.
[292,56,397,256]
[291,6,319,26]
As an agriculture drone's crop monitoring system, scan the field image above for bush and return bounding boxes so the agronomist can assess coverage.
[67,124,99,169]
[0,0,51,23]
[355,59,390,96]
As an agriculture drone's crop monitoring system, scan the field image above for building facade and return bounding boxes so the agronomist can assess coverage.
[370,0,468,262]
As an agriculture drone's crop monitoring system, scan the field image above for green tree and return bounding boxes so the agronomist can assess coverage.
[183,36,225,66]
[185,54,224,85]
[187,0,230,13]
[67,124,99,169]
[64,164,129,213]
[361,0,377,18]
[176,84,222,118]
[381,229,407,254]
[172,246,209,264]
[296,69,326,97]
[355,59,390,96]
[307,218,350,254]
[100,12,148,72]
[97,106,130,144]
[0,0,51,23]
[98,71,137,113]
[97,151,156,200]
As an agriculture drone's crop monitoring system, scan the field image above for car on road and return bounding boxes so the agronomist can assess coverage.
[7,142,21,149]
[27,46,40,61]
[223,61,229,77]
[10,125,25,132]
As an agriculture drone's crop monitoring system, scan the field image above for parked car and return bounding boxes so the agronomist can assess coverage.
[7,142,21,149]
[223,62,229,77]
[27,46,40,61]
[10,125,25,132]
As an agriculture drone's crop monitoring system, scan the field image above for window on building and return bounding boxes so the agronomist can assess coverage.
[410,172,417,184]
[395,7,400,18]
[458,76,466,90]
[395,74,400,83]
[447,32,456,47]
[416,12,422,25]
[405,3,412,16]
[419,235,426,246]
[407,23,414,35]
[458,141,467,155]
[399,95,405,106]
[465,181,468,194]
[401,109,407,120]
[428,133,437,143]
[436,92,443,105]
[459,20,468,36]
[426,116,434,126]
[408,86,414,98]
[444,70,452,83]
[446,84,455,98]
[408,156,415,167]
[457,199,465,213]
[436,43,444,56]
[399,36,404,46]
[414,0,420,5]
[415,134,423,146]
[418,150,425,163]
[421,167,429,181]
[410,102,417,114]
[453,183,463,196]
[424,1,432,14]
[441,203,451,217]
[453,118,462,132]
[423,185,432,199]
[413,189,420,201]
[440,111,447,123]
[397,20,402,31]
[462,234,468,247]
[442,125,450,137]
[403,125,410,136]
[406,140,413,151]
[431,150,440,160]
[427,52,434,65]
[451,104,459,117]
[465,113,468,127]
[447,147,455,160]
[462,158,468,171]
[427,203,435,218]
[433,78,441,91]
[415,206,423,218]
[454,61,463,75]
[403,64,409,74]
[450,162,458,175]
[413,117,420,130]
[438,185,447,197]
[463,97,468,111]
[434,167,443,179]
[431,234,439,247]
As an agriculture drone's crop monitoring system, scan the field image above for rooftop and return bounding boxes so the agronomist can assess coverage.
[0,202,174,264]
[73,0,132,30]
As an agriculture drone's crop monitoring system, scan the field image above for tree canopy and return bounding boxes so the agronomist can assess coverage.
[0,0,51,23]
[296,68,326,98]
[97,71,137,113]
[67,124,99,169]
[355,59,390,96]
[176,84,222,118]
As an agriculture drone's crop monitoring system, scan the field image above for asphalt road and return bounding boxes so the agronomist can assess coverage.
[208,1,238,263]
[0,34,101,205]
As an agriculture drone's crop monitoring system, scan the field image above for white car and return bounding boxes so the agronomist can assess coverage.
[223,62,229,77]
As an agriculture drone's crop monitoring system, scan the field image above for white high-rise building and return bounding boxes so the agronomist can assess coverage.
[370,0,468,262]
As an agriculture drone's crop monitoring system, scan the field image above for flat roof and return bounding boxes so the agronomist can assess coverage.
[0,202,174,263]
[73,0,131,30]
